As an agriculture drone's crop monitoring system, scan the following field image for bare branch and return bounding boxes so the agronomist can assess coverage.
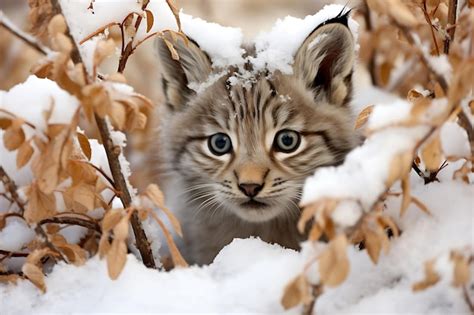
[39,217,101,233]
[0,10,51,56]
[46,0,156,268]
[444,0,458,54]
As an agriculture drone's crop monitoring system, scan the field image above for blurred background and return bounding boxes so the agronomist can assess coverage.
[0,0,358,94]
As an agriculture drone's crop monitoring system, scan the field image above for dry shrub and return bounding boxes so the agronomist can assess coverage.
[0,0,187,290]
[282,0,473,313]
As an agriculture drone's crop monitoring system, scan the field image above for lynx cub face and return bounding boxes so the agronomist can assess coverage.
[155,14,359,264]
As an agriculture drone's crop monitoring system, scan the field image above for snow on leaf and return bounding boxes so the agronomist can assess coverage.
[355,105,374,130]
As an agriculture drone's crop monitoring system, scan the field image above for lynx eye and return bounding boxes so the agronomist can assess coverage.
[274,129,301,153]
[208,133,233,156]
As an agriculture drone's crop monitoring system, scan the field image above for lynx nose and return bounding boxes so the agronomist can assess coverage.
[238,183,263,198]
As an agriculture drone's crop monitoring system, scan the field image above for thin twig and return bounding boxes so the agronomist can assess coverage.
[0,166,26,214]
[0,250,29,258]
[444,0,458,54]
[39,217,101,233]
[0,10,51,55]
[47,0,156,268]
[463,285,474,313]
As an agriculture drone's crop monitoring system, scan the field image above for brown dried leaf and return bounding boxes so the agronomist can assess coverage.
[98,234,111,259]
[388,0,419,28]
[48,14,67,35]
[355,105,375,130]
[145,184,183,236]
[422,135,442,172]
[145,10,154,33]
[0,274,20,284]
[22,263,46,293]
[0,117,12,129]
[164,38,179,61]
[451,252,470,287]
[319,234,349,287]
[94,39,115,69]
[413,260,440,291]
[77,133,92,161]
[4,123,25,151]
[25,183,56,224]
[308,224,323,241]
[16,141,34,169]
[386,151,413,186]
[400,175,411,216]
[281,275,311,310]
[113,216,129,241]
[102,209,123,232]
[107,239,127,280]
[152,213,188,268]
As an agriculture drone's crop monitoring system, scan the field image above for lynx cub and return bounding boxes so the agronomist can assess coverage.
[154,13,358,264]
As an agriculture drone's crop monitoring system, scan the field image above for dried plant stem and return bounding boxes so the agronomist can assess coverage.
[303,284,323,315]
[363,2,378,86]
[0,11,51,55]
[0,166,26,214]
[94,117,156,268]
[117,0,150,73]
[49,0,156,268]
[444,0,458,55]
[0,250,29,258]
[463,285,474,313]
[39,217,101,233]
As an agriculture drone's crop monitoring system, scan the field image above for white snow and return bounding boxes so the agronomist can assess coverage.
[1,178,472,314]
[0,76,79,134]
[251,5,358,74]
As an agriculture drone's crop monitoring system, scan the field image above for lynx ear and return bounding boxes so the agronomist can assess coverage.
[294,21,355,106]
[156,34,212,111]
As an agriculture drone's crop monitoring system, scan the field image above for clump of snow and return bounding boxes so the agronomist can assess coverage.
[1,178,472,314]
[251,5,359,74]
[440,122,470,158]
[181,14,245,68]
[0,76,79,133]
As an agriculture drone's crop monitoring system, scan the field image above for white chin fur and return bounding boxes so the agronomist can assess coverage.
[227,204,285,223]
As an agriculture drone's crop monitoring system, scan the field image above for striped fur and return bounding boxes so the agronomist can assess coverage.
[153,20,359,264]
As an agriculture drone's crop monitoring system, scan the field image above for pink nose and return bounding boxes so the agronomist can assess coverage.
[238,183,263,198]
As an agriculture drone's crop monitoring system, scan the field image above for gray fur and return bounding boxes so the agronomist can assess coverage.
[153,22,359,265]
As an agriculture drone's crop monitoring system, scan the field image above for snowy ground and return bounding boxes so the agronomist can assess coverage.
[1,174,472,314]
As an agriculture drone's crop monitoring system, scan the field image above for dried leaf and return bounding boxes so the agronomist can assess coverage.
[451,252,470,287]
[113,216,129,241]
[386,151,413,186]
[413,260,440,291]
[106,239,127,280]
[145,184,183,237]
[421,135,442,172]
[281,275,311,310]
[77,133,92,161]
[355,105,375,130]
[22,263,46,293]
[94,39,115,69]
[16,140,34,169]
[0,274,20,284]
[4,123,25,151]
[102,209,123,232]
[164,38,179,61]
[25,183,56,224]
[145,10,154,33]
[98,234,111,259]
[319,234,349,287]
[152,213,188,268]
[400,175,411,216]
